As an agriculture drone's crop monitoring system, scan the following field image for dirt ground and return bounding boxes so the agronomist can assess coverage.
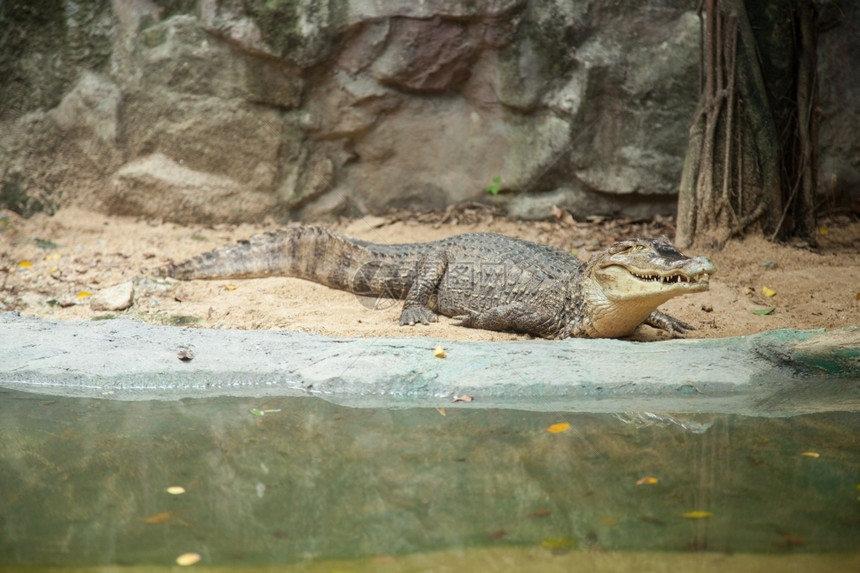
[1,206,858,342]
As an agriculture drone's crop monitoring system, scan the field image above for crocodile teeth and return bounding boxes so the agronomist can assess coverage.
[633,272,704,285]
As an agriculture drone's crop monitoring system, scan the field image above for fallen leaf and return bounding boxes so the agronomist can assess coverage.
[224,284,238,291]
[636,476,659,485]
[45,253,61,261]
[599,517,618,526]
[762,286,777,297]
[547,422,570,434]
[433,345,447,358]
[855,292,860,301]
[176,552,201,566]
[17,260,32,269]
[551,205,575,226]
[527,509,551,518]
[776,530,805,546]
[751,307,775,315]
[540,537,576,552]
[452,395,473,403]
[143,512,171,524]
[177,348,194,361]
[682,511,713,519]
[166,486,186,495]
[76,291,93,299]
[801,451,820,458]
[249,408,281,416]
[488,529,507,540]
[436,407,446,417]
[818,227,828,235]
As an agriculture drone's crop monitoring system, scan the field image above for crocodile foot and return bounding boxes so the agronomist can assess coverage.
[399,306,438,326]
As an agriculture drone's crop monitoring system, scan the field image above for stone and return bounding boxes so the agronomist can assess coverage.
[52,72,120,143]
[1,0,858,223]
[90,281,135,312]
[109,154,277,224]
[372,17,478,92]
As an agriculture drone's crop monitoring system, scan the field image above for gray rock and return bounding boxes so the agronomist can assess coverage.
[90,281,135,312]
[109,153,278,224]
[371,17,478,92]
[1,0,858,223]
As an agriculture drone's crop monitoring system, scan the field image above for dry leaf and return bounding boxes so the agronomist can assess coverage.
[551,205,575,226]
[436,407,446,417]
[527,509,552,518]
[433,345,447,358]
[177,348,194,362]
[143,512,171,524]
[762,286,777,297]
[546,422,570,434]
[17,260,32,269]
[452,395,473,403]
[599,517,618,526]
[224,284,238,291]
[76,291,92,299]
[636,476,659,485]
[801,451,820,458]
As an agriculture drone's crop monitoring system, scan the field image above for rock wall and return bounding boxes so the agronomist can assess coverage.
[0,0,856,224]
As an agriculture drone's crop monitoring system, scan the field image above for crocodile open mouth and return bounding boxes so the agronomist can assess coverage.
[630,270,711,287]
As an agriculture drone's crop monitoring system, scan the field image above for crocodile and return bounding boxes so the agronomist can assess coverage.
[157,225,715,339]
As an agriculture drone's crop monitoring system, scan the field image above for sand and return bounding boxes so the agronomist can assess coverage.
[1,206,858,342]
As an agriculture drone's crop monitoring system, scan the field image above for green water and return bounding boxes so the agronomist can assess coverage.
[1,389,858,569]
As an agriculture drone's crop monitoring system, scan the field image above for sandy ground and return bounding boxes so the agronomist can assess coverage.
[1,206,858,342]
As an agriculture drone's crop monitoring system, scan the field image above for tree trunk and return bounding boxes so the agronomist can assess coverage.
[676,0,818,248]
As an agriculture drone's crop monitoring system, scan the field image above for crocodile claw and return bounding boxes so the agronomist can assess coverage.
[646,310,695,337]
[399,306,438,326]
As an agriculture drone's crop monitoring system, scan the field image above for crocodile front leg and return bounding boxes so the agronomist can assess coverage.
[399,249,448,325]
[645,310,695,337]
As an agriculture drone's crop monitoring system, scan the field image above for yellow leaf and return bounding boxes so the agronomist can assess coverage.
[547,422,570,434]
[433,345,447,358]
[17,260,32,269]
[762,286,777,297]
[176,552,201,566]
[801,451,820,458]
[540,537,575,550]
[818,227,828,235]
[166,486,186,495]
[436,407,446,417]
[855,292,860,301]
[682,511,713,519]
[636,476,659,485]
[224,284,238,291]
[45,253,61,261]
[76,291,92,299]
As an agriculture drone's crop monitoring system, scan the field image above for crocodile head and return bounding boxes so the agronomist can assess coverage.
[579,238,715,338]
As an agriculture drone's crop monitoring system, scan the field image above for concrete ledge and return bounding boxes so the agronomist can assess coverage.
[1,313,857,415]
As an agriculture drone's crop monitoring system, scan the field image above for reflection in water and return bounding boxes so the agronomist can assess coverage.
[0,389,858,568]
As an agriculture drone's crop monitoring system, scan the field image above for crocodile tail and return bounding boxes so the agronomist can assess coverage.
[157,225,414,298]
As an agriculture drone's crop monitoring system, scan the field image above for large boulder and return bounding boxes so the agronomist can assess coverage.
[0,0,857,223]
